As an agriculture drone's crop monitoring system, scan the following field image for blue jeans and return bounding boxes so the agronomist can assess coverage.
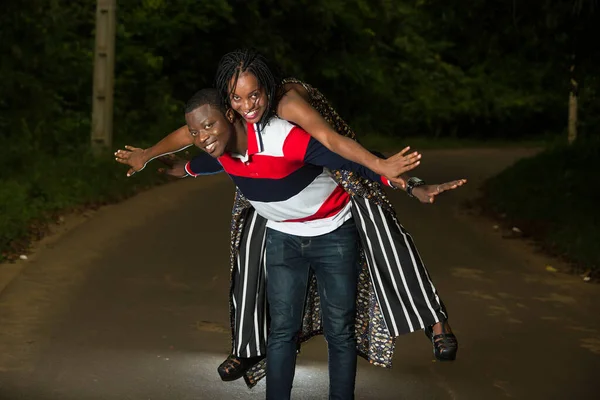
[265,219,359,400]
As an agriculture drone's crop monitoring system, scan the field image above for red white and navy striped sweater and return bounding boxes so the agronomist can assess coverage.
[185,117,394,236]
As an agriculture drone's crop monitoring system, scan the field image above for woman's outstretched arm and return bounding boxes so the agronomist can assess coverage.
[277,84,420,188]
[114,125,193,177]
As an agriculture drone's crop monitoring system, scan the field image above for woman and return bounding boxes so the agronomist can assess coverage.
[115,49,459,386]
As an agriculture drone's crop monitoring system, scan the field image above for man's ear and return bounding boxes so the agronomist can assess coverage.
[225,108,236,123]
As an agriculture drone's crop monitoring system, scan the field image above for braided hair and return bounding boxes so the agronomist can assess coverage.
[215,49,281,128]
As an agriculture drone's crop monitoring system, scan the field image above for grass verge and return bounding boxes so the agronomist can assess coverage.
[480,137,600,277]
[0,148,171,262]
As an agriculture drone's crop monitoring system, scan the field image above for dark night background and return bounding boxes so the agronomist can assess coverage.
[1,0,599,272]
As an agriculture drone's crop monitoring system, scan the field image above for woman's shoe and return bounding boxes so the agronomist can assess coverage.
[217,354,265,381]
[425,322,458,361]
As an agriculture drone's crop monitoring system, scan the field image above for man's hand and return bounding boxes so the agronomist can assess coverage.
[156,154,188,178]
[114,145,149,177]
[412,179,467,204]
[378,147,421,188]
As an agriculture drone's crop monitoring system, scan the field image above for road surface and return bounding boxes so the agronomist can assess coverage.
[1,148,598,399]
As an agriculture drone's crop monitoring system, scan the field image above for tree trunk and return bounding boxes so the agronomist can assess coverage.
[91,0,117,155]
[568,63,578,144]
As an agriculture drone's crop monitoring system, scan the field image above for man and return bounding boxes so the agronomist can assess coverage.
[116,51,462,385]
[164,88,465,399]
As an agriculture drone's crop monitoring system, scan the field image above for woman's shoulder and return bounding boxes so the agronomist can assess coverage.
[280,78,311,103]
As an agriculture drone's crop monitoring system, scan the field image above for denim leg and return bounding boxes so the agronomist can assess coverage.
[308,220,360,400]
[265,228,310,400]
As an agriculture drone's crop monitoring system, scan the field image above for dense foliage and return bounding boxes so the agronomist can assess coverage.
[1,0,598,258]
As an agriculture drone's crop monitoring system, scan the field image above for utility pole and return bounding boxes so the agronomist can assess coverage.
[91,0,116,154]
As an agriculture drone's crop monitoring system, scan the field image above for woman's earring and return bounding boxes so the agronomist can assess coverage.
[226,109,234,122]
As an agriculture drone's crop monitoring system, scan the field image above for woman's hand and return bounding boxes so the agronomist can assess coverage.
[378,147,422,188]
[114,146,149,177]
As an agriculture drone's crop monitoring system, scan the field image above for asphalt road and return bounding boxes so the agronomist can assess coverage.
[1,148,598,400]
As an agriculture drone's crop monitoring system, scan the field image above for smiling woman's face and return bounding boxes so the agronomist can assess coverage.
[185,104,232,158]
[228,71,268,125]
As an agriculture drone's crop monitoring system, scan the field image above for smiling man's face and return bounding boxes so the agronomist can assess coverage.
[185,104,234,158]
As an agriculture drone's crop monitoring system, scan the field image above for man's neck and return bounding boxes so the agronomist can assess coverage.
[228,119,248,156]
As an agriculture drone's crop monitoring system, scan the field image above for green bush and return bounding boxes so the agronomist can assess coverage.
[483,138,600,272]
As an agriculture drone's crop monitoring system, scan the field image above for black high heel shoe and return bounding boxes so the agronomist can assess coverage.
[217,354,265,381]
[425,322,458,361]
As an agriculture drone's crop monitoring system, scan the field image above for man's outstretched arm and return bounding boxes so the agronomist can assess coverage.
[183,152,225,177]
